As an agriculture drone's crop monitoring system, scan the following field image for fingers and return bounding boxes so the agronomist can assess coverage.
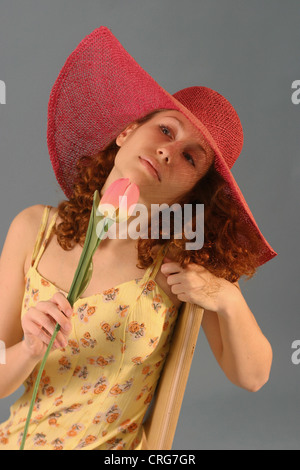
[22,292,73,350]
[28,311,68,348]
[38,298,72,335]
[161,260,182,276]
[50,292,73,319]
[163,272,182,286]
[30,321,63,349]
[161,261,201,299]
[168,282,185,296]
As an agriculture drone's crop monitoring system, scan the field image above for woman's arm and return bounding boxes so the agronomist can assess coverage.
[160,261,272,392]
[0,206,72,398]
[0,341,42,399]
[0,206,40,398]
[200,292,272,392]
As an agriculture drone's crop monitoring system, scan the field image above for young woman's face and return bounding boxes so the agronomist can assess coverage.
[103,110,215,206]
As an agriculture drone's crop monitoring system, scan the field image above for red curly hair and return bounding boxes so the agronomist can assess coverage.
[53,111,260,282]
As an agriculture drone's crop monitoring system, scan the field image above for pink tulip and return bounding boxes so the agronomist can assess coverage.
[97,178,140,223]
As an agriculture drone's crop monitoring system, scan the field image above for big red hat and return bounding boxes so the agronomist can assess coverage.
[47,26,277,267]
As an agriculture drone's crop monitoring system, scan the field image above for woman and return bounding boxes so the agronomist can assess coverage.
[0,27,276,450]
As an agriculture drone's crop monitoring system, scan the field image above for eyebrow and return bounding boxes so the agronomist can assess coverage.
[163,115,208,155]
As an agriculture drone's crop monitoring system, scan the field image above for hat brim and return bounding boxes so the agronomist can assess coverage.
[47,26,277,267]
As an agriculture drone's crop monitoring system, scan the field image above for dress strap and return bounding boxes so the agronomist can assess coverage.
[31,206,58,268]
[139,242,171,286]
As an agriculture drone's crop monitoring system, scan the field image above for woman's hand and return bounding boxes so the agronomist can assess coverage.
[21,292,73,360]
[160,258,241,315]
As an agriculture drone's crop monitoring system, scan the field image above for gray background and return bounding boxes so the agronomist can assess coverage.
[0,0,299,450]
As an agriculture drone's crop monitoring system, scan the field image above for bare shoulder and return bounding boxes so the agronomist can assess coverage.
[9,204,54,245]
[3,204,43,248]
[3,204,58,274]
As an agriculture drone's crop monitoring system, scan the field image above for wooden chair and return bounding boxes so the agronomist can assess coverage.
[142,302,204,450]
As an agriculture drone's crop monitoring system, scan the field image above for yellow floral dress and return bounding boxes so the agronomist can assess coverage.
[0,206,178,450]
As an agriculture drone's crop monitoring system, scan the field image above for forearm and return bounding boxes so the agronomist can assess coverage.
[0,340,40,399]
[217,293,273,392]
[161,260,273,391]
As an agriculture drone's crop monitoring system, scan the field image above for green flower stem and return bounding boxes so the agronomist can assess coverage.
[19,323,60,450]
[20,191,115,450]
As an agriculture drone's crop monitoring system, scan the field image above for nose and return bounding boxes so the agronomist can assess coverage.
[157,143,179,163]
[157,147,169,162]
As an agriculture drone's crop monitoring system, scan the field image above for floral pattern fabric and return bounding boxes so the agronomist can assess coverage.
[0,206,178,450]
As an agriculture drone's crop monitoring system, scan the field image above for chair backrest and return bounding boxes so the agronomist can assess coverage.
[142,302,204,450]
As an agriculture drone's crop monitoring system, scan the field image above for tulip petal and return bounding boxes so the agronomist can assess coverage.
[99,178,130,207]
[98,179,140,223]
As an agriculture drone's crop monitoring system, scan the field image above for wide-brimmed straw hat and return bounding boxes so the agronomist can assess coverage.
[47,26,276,267]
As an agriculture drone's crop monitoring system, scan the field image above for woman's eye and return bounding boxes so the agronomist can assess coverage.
[159,125,195,167]
[183,153,195,167]
[159,125,172,137]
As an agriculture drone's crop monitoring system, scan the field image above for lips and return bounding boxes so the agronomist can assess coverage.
[139,156,161,181]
